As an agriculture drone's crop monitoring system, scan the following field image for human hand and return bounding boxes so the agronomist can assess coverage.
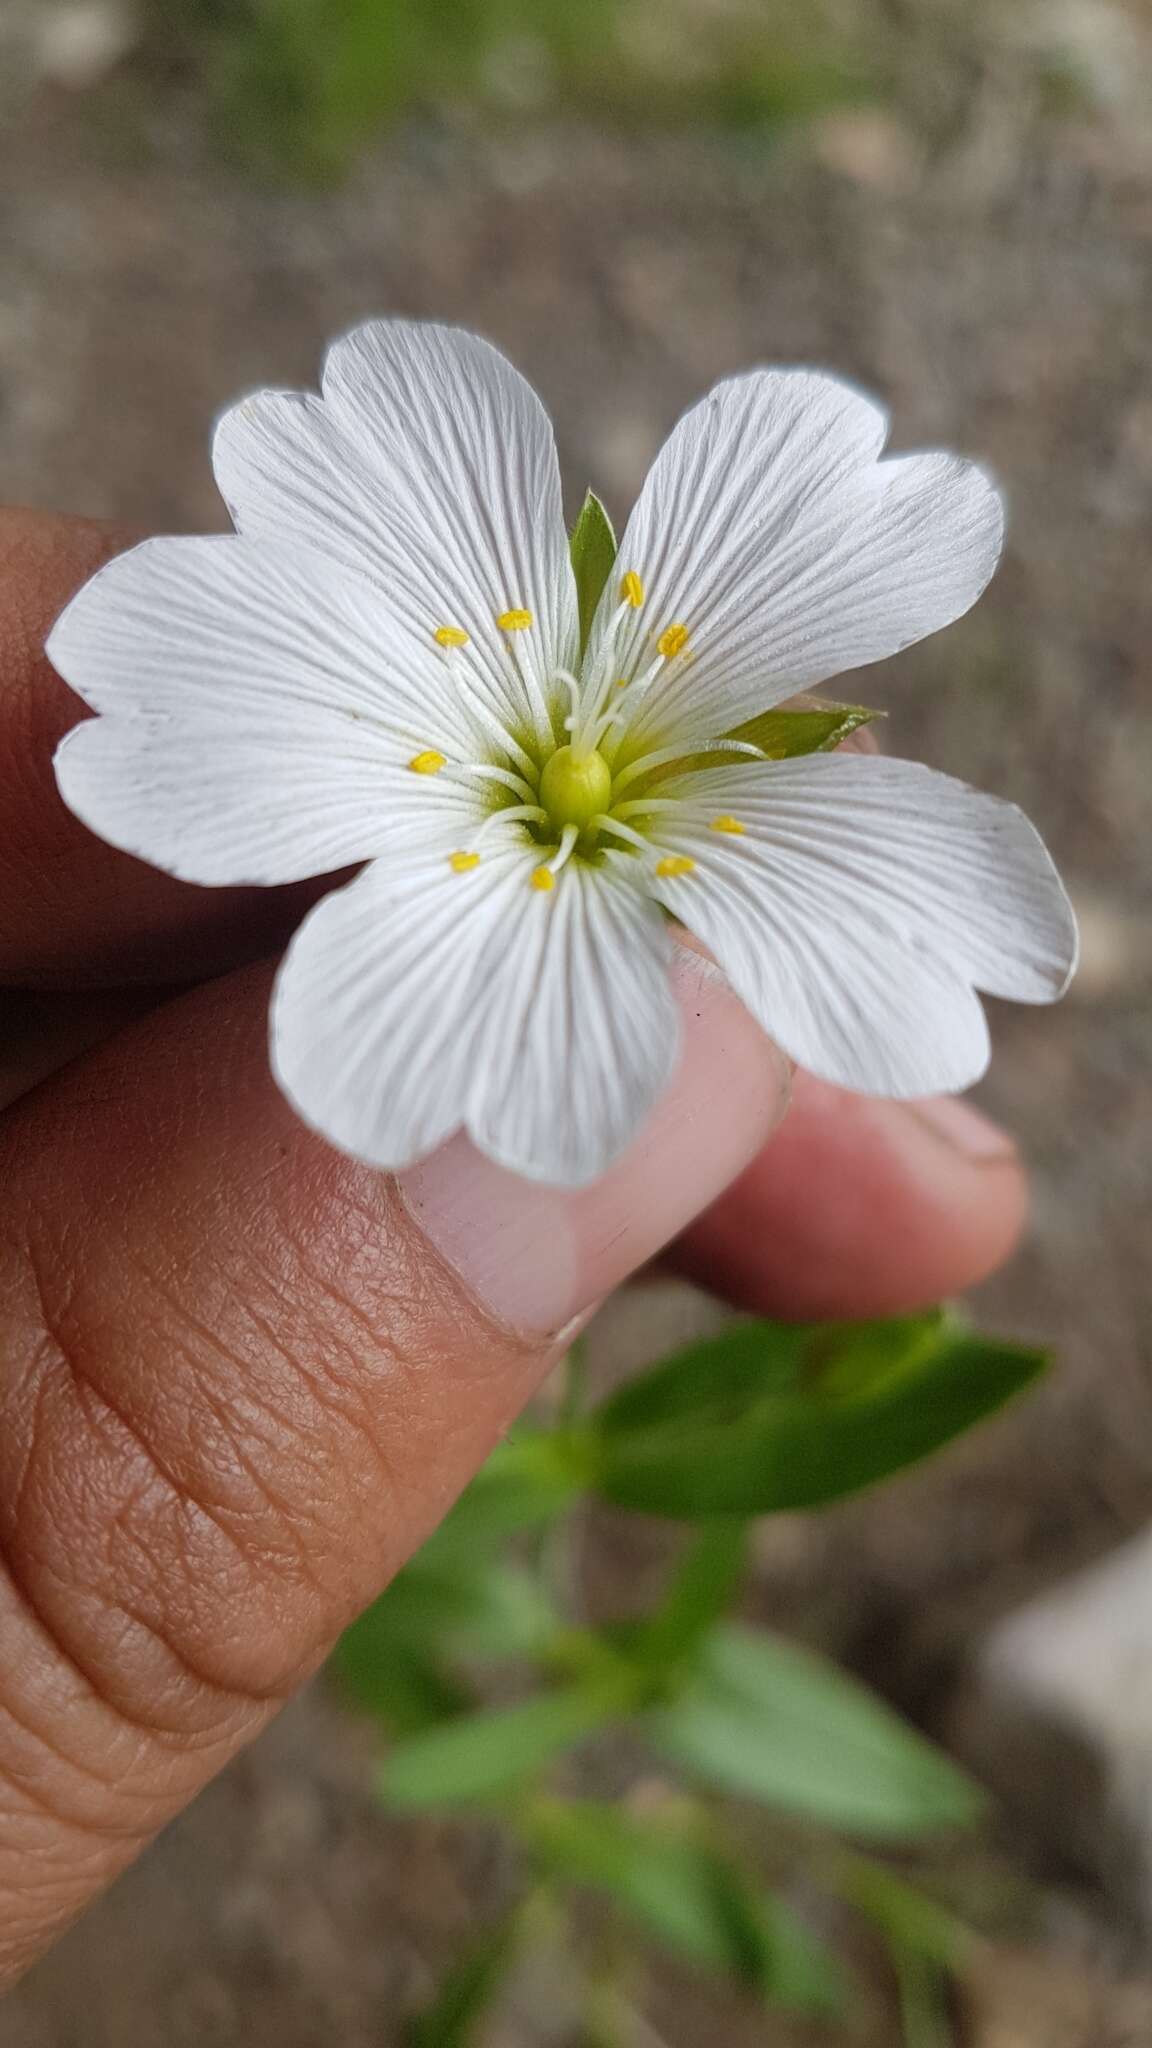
[0,509,1028,1983]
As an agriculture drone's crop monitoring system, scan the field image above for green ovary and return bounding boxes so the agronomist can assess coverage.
[538,745,613,834]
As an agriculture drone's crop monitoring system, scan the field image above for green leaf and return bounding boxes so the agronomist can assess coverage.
[405,1914,522,2047]
[649,1625,983,1839]
[569,490,618,655]
[590,1314,1048,1516]
[595,1319,808,1437]
[637,1521,748,1675]
[379,1684,625,1810]
[531,1800,840,2013]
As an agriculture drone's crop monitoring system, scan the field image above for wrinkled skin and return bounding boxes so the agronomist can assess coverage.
[0,510,1027,1982]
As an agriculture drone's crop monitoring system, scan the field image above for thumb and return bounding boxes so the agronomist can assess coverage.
[0,945,787,1981]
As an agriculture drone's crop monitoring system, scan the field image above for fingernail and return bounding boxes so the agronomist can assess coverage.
[398,951,791,1336]
[901,1093,1019,1163]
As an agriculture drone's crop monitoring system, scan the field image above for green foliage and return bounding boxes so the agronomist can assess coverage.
[380,1681,627,1808]
[650,1625,981,1838]
[635,1520,748,1676]
[569,490,618,656]
[331,1308,1051,2041]
[143,0,868,180]
[587,1310,1048,1516]
[403,1909,525,2047]
[531,1798,842,2012]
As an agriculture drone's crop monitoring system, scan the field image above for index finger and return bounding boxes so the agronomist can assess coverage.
[0,507,322,989]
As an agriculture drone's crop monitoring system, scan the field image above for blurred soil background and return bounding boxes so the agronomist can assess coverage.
[1,0,1151,2040]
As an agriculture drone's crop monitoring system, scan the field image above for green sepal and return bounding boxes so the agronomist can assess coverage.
[646,695,883,786]
[726,694,883,758]
[569,490,618,656]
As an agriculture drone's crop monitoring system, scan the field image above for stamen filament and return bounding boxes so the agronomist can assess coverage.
[471,804,547,846]
[459,763,540,806]
[500,621,557,755]
[440,649,539,780]
[590,815,653,855]
[547,823,580,874]
[609,738,766,799]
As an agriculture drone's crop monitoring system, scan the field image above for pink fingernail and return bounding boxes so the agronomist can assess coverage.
[902,1093,1019,1164]
[398,951,791,1336]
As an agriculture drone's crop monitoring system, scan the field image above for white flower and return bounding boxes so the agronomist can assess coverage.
[48,320,1077,1187]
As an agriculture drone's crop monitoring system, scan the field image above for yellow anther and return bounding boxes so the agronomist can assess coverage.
[497,608,533,632]
[615,676,630,690]
[656,855,696,878]
[409,750,446,775]
[709,815,746,835]
[621,570,645,608]
[531,867,556,893]
[434,625,469,648]
[449,851,481,873]
[657,623,689,659]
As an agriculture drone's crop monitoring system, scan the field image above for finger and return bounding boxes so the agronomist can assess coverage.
[0,948,788,1982]
[0,509,322,989]
[672,1067,1029,1320]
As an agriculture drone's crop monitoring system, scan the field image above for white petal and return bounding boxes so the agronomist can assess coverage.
[597,369,1003,752]
[271,844,679,1186]
[50,536,480,885]
[647,754,1076,1097]
[213,319,578,744]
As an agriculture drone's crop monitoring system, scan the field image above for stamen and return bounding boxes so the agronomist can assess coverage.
[709,815,747,835]
[656,623,689,659]
[497,608,533,632]
[548,823,580,874]
[656,855,696,878]
[448,851,481,873]
[610,738,765,800]
[592,815,651,854]
[436,646,538,780]
[462,763,540,805]
[408,749,446,775]
[472,804,547,847]
[434,625,469,648]
[620,570,645,608]
[529,823,578,892]
[555,667,583,724]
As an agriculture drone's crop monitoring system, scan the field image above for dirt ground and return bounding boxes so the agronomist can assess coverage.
[1,4,1152,2040]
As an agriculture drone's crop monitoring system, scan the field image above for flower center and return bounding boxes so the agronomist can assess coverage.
[538,744,613,834]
